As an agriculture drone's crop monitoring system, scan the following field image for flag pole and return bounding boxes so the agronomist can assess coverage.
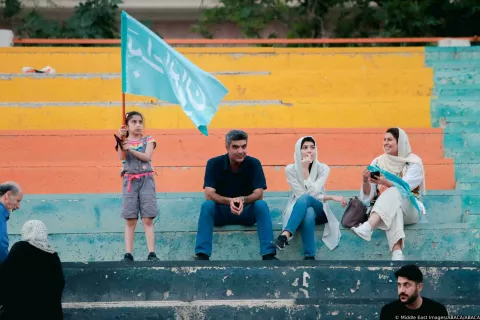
[122,92,126,123]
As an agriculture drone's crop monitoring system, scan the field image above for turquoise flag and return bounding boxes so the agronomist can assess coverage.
[121,11,229,136]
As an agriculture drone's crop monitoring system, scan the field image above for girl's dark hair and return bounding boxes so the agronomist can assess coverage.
[300,136,316,173]
[386,128,400,142]
[301,136,315,148]
[125,111,144,138]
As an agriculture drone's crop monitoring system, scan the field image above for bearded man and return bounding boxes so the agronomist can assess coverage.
[380,264,448,319]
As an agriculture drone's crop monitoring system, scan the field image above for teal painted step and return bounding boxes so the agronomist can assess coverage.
[61,261,479,302]
[8,223,477,262]
[456,182,480,191]
[444,151,480,164]
[443,121,480,134]
[425,47,480,63]
[433,85,480,99]
[444,133,480,151]
[62,301,480,320]
[434,68,480,85]
[8,191,467,235]
[427,61,480,69]
[430,100,480,127]
[463,193,480,215]
[455,164,480,183]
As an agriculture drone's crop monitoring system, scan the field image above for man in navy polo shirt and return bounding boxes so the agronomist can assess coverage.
[194,130,277,260]
[0,181,23,263]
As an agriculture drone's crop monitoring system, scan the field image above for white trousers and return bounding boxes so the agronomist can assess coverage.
[372,187,419,251]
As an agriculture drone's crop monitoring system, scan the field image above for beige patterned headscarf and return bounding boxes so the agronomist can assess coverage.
[377,128,426,195]
[21,220,55,254]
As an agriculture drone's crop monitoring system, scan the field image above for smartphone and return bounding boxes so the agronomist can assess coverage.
[370,171,380,179]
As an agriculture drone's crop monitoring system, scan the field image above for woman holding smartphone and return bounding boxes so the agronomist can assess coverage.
[352,128,426,261]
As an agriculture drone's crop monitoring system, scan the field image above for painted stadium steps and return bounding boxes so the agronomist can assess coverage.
[60,260,480,319]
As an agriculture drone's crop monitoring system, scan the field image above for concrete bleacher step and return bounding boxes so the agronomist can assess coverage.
[445,148,480,165]
[443,121,480,134]
[0,47,430,73]
[433,85,480,99]
[425,47,480,62]
[0,71,434,102]
[7,223,473,261]
[0,129,455,193]
[445,133,480,150]
[434,67,480,85]
[63,299,480,320]
[8,192,478,261]
[431,99,480,126]
[58,261,479,319]
[1,129,450,167]
[0,98,434,130]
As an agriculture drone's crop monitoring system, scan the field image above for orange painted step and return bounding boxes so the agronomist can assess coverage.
[1,163,454,194]
[1,128,449,167]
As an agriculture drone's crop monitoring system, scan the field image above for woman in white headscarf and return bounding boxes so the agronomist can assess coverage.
[352,128,426,261]
[0,220,64,319]
[273,136,347,260]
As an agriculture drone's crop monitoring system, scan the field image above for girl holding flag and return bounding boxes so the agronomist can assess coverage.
[116,111,159,262]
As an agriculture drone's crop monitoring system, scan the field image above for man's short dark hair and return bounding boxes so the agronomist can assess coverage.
[225,130,248,148]
[394,264,423,283]
[0,182,20,197]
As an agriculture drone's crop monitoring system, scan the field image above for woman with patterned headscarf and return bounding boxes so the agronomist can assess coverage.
[352,128,426,261]
[0,220,64,319]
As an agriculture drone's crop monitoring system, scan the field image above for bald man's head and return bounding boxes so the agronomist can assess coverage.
[0,181,23,212]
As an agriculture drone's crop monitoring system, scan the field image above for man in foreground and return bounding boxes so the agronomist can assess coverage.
[380,264,448,319]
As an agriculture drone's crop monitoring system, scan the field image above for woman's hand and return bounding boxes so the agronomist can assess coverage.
[370,174,393,187]
[301,154,313,170]
[333,195,348,207]
[362,169,371,183]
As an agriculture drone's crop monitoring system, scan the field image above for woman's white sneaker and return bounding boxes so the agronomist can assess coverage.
[351,222,372,241]
[392,250,405,260]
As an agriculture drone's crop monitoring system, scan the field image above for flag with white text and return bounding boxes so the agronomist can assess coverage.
[121,11,228,136]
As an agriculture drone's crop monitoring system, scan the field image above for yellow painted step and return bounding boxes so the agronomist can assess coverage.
[0,69,433,102]
[0,47,426,73]
[0,98,431,130]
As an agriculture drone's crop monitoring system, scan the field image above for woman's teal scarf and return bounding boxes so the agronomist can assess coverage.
[367,165,420,213]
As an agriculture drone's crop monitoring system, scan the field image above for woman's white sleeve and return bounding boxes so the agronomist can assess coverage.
[402,163,423,190]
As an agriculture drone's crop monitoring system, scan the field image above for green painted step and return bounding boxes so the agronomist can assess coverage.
[434,68,480,85]
[425,47,480,63]
[62,301,480,320]
[433,85,480,99]
[443,121,480,133]
[9,191,467,236]
[445,151,480,164]
[445,133,480,150]
[8,223,477,262]
[456,182,480,191]
[59,261,480,319]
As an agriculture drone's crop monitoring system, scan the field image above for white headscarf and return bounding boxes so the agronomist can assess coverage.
[21,220,55,254]
[293,136,324,183]
[377,128,426,195]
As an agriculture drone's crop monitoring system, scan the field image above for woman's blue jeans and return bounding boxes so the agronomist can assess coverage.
[284,194,328,257]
